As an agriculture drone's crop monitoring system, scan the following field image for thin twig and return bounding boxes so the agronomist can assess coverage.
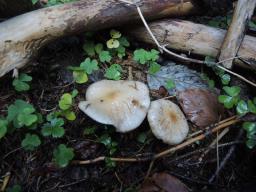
[73,117,240,165]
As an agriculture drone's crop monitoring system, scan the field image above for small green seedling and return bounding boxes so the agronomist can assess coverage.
[53,144,74,168]
[7,100,38,128]
[133,49,161,74]
[243,122,256,149]
[218,86,241,109]
[0,119,8,140]
[99,51,112,63]
[12,73,32,92]
[21,133,41,151]
[69,58,98,84]
[41,117,65,138]
[58,90,77,121]
[104,64,122,80]
[98,134,118,155]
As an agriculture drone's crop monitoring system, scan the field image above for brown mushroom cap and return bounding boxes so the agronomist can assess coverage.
[79,80,151,132]
[147,99,189,145]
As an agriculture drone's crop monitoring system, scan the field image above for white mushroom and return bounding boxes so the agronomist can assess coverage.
[79,80,150,132]
[147,99,189,145]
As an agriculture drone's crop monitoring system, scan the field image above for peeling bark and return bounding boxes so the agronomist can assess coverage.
[0,0,199,77]
[129,19,256,69]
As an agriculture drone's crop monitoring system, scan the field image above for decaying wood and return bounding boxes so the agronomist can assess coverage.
[218,0,256,69]
[0,0,200,77]
[129,19,256,69]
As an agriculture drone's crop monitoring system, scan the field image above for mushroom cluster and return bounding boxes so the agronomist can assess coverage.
[79,80,189,144]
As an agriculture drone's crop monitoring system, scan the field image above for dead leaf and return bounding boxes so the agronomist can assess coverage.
[140,172,189,192]
[177,88,223,128]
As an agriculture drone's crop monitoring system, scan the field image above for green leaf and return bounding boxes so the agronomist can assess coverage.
[6,185,22,192]
[71,89,78,98]
[116,46,126,58]
[95,43,103,54]
[104,64,122,80]
[62,110,76,121]
[253,97,256,105]
[148,49,159,61]
[148,62,161,74]
[246,139,256,149]
[73,71,88,84]
[110,29,121,39]
[133,49,148,64]
[83,41,95,56]
[165,79,176,89]
[59,93,72,110]
[41,118,65,138]
[99,51,112,63]
[12,73,32,92]
[21,133,41,151]
[223,86,241,97]
[248,100,256,114]
[7,100,38,128]
[236,100,248,115]
[119,37,130,47]
[221,74,230,85]
[80,58,99,75]
[0,119,8,139]
[107,39,120,49]
[105,157,116,168]
[243,122,256,132]
[53,144,74,168]
[218,95,236,109]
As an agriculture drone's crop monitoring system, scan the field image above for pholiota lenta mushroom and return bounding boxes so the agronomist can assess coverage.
[79,80,151,132]
[147,99,189,145]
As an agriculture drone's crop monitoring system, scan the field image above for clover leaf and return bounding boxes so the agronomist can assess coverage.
[21,133,41,151]
[73,71,88,84]
[218,95,238,109]
[110,29,121,39]
[80,58,99,74]
[221,74,231,85]
[41,117,65,138]
[59,93,72,110]
[7,100,38,128]
[223,86,241,97]
[104,64,122,80]
[0,119,8,139]
[95,43,103,54]
[107,39,120,49]
[12,73,32,92]
[243,122,256,149]
[148,61,161,74]
[99,51,112,63]
[83,41,95,56]
[133,49,149,64]
[236,100,248,115]
[119,37,130,47]
[247,100,256,114]
[53,144,74,168]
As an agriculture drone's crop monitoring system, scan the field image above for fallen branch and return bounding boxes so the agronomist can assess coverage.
[218,0,256,69]
[129,19,256,70]
[0,0,200,77]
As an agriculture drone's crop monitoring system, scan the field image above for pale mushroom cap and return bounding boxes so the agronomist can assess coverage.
[147,99,189,145]
[79,80,150,132]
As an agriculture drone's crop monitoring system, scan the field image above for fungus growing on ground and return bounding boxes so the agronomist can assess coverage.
[147,99,189,145]
[79,80,150,132]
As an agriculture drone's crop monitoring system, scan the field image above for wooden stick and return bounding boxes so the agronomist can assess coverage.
[218,0,256,69]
